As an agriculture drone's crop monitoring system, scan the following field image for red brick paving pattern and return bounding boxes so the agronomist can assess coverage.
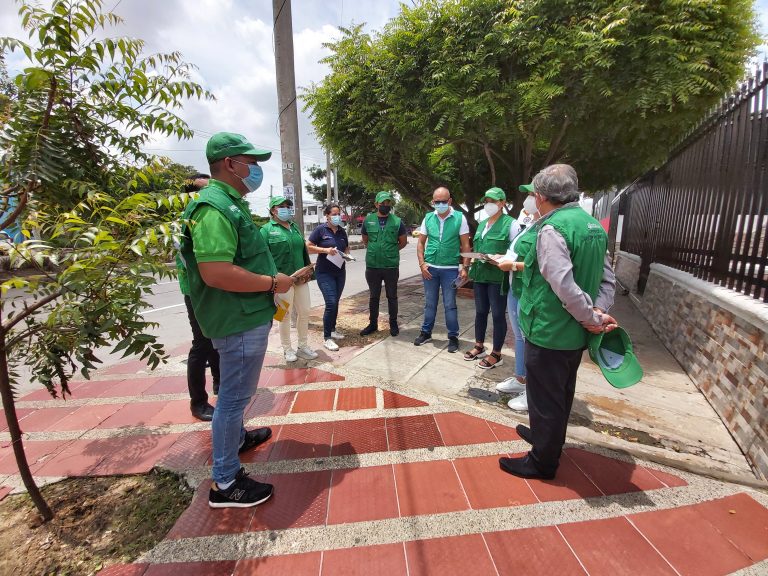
[132,494,768,576]
[14,371,768,576]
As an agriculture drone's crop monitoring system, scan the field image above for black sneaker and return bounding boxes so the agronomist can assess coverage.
[238,427,272,453]
[389,321,400,337]
[413,331,432,346]
[360,324,378,336]
[447,336,460,353]
[208,467,273,508]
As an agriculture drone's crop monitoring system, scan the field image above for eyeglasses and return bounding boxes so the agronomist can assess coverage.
[433,200,449,205]
[230,158,259,167]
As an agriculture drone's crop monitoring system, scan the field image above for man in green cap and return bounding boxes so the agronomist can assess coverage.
[261,196,317,362]
[360,191,408,336]
[180,132,295,509]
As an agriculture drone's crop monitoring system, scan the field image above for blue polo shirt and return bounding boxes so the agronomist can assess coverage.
[309,222,349,275]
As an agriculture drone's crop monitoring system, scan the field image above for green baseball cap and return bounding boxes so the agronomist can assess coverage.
[588,327,643,389]
[269,196,293,209]
[375,191,393,203]
[519,183,534,194]
[206,132,272,163]
[483,187,506,201]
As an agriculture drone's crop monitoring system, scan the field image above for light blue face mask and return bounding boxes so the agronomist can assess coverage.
[330,215,342,226]
[277,207,293,221]
[232,159,263,192]
[434,202,450,215]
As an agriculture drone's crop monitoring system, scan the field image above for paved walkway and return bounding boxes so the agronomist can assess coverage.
[1,276,767,575]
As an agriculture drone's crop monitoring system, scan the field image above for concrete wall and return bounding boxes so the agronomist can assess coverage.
[615,251,641,293]
[640,263,768,480]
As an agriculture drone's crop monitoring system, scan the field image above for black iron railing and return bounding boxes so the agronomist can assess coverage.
[606,63,768,301]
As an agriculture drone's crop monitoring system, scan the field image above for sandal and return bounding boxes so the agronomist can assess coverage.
[478,352,504,370]
[464,344,487,361]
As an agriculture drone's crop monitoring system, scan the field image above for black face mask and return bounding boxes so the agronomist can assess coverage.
[378,205,392,215]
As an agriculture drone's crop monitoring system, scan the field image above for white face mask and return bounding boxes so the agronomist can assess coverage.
[523,195,538,215]
[484,203,500,218]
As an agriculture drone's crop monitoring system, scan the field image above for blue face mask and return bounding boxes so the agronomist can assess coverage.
[330,215,342,226]
[434,202,450,215]
[277,207,293,221]
[232,159,263,192]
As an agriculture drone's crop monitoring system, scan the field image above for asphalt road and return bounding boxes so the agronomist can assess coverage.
[10,239,421,394]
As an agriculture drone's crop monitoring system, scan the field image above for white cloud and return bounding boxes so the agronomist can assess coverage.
[0,0,401,214]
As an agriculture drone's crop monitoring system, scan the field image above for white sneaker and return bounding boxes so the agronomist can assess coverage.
[284,348,298,362]
[330,331,345,340]
[496,377,526,394]
[507,393,528,412]
[296,346,319,360]
[324,339,339,351]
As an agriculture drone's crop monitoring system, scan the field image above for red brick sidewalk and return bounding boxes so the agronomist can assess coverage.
[2,349,767,576]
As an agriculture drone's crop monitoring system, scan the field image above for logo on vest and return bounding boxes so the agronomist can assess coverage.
[229,206,239,213]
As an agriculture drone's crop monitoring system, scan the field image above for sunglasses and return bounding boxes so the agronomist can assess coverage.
[433,200,449,205]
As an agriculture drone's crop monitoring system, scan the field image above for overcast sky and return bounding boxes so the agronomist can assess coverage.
[0,0,403,214]
[1,0,766,214]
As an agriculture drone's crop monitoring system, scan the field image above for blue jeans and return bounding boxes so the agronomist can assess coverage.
[421,266,459,338]
[507,291,526,378]
[210,322,270,485]
[316,271,346,339]
[473,282,508,351]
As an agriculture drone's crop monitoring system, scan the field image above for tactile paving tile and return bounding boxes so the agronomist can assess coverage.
[245,391,296,418]
[250,470,332,531]
[330,417,389,456]
[157,431,212,471]
[268,422,333,462]
[386,414,443,452]
[382,390,429,409]
[95,564,149,576]
[142,560,237,576]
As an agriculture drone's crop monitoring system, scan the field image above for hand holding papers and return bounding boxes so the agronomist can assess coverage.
[460,252,501,266]
[326,251,345,268]
[291,264,315,284]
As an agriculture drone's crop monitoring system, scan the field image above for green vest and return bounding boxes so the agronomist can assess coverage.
[519,206,608,350]
[180,181,277,339]
[364,212,402,268]
[469,213,513,284]
[424,211,462,266]
[175,252,189,296]
[510,225,537,299]
[260,219,310,275]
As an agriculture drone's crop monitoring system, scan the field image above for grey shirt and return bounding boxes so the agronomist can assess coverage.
[536,210,616,328]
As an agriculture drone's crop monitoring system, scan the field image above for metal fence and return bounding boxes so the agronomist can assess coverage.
[607,63,768,301]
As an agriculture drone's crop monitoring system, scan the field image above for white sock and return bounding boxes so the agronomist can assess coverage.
[216,479,234,490]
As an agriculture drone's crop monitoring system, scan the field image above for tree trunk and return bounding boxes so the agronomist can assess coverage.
[0,313,53,521]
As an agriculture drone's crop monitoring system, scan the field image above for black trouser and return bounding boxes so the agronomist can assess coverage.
[525,341,584,475]
[365,267,399,325]
[184,295,220,409]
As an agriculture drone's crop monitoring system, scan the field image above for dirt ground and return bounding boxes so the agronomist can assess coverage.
[0,470,193,576]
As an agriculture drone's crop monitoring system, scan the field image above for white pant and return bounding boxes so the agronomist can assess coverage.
[279,283,311,349]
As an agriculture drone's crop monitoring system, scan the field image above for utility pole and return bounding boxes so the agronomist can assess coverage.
[326,149,332,205]
[272,0,304,231]
[333,166,339,203]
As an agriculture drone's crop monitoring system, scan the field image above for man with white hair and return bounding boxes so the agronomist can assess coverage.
[499,164,617,480]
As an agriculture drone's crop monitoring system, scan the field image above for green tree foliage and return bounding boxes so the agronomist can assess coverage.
[304,163,377,224]
[0,0,213,520]
[304,0,758,225]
